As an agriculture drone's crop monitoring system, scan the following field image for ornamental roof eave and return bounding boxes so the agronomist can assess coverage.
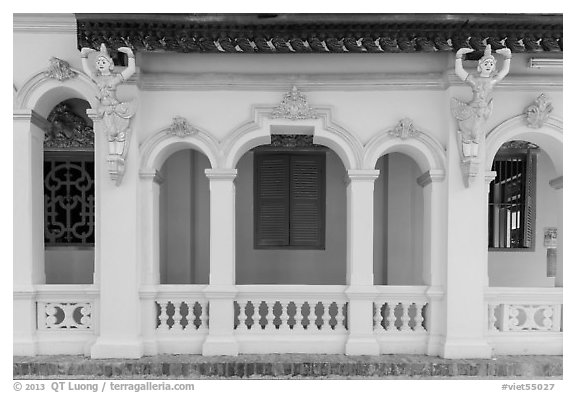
[75,13,563,55]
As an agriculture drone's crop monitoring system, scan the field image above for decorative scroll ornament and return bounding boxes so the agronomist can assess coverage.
[166,116,196,137]
[80,43,137,185]
[44,103,94,149]
[389,118,420,139]
[525,94,553,129]
[272,86,319,120]
[44,57,77,81]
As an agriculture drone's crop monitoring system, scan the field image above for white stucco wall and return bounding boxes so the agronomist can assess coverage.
[488,150,560,287]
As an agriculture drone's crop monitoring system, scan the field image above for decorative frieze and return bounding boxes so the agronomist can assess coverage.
[525,94,553,129]
[44,57,77,81]
[270,134,314,148]
[389,118,420,139]
[272,86,318,120]
[166,116,196,138]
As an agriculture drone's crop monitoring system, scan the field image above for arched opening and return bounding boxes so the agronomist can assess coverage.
[235,135,347,285]
[158,148,211,284]
[487,140,562,287]
[43,98,95,284]
[373,153,424,285]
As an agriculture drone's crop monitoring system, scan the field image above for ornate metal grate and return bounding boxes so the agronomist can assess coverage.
[44,152,95,246]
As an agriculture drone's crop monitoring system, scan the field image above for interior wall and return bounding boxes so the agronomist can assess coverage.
[235,150,347,285]
[373,155,388,285]
[45,249,94,284]
[159,149,210,284]
[488,150,559,287]
[386,153,424,285]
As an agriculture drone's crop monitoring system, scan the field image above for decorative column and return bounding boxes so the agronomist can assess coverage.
[88,110,143,358]
[139,170,163,355]
[417,170,447,356]
[440,123,492,359]
[13,110,47,355]
[202,169,239,356]
[549,177,563,287]
[344,169,380,355]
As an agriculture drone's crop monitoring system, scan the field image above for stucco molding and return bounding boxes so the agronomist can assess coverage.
[139,72,448,91]
[417,169,446,187]
[13,13,77,34]
[549,176,563,190]
[139,119,220,173]
[221,102,364,170]
[15,68,99,117]
[363,119,447,174]
[485,114,563,173]
[446,72,563,91]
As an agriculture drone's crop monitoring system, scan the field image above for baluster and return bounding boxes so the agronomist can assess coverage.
[386,303,397,332]
[199,302,208,331]
[321,302,332,331]
[265,301,276,330]
[61,304,76,329]
[172,301,184,331]
[79,303,92,329]
[335,302,346,331]
[44,303,58,329]
[252,301,262,331]
[280,301,290,331]
[541,306,553,330]
[158,301,170,331]
[294,302,304,331]
[399,302,411,331]
[237,301,248,331]
[374,302,385,331]
[523,306,537,330]
[508,306,521,331]
[488,304,497,331]
[411,302,424,331]
[183,301,195,331]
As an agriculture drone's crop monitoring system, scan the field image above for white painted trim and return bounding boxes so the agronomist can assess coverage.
[529,58,563,69]
[488,332,562,355]
[417,169,446,187]
[446,72,563,91]
[363,120,447,173]
[485,286,563,304]
[13,13,77,34]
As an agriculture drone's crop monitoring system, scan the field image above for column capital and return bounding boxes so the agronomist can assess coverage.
[417,169,446,187]
[485,170,497,185]
[86,108,103,121]
[13,109,49,134]
[139,169,164,184]
[205,168,237,180]
[346,169,380,182]
[549,176,563,190]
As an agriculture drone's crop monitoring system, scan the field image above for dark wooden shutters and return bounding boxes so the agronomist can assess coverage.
[522,150,537,248]
[254,152,325,249]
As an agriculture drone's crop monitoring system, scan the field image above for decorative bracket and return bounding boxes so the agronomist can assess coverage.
[525,93,553,129]
[271,86,319,120]
[44,57,77,81]
[460,158,481,188]
[166,116,197,137]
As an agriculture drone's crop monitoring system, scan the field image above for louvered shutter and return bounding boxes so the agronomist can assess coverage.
[522,149,537,248]
[254,154,290,247]
[289,154,325,248]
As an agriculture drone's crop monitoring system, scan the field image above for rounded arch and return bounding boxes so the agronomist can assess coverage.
[221,106,364,170]
[15,69,99,116]
[139,122,220,172]
[485,115,563,175]
[363,122,447,174]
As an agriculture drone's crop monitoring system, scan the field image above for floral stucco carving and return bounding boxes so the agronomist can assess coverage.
[166,116,196,137]
[272,86,319,120]
[45,57,78,81]
[525,94,553,129]
[389,118,421,139]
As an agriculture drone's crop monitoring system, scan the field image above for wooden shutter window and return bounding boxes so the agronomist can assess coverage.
[522,149,537,248]
[254,152,326,249]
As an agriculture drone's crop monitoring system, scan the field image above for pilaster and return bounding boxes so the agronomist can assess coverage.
[440,120,492,359]
[88,111,143,358]
[202,169,239,356]
[344,169,380,355]
[13,109,46,355]
[549,176,562,287]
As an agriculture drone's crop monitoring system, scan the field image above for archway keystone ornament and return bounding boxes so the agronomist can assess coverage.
[271,86,319,120]
[525,94,553,129]
[44,57,78,81]
[389,118,421,139]
[166,116,197,138]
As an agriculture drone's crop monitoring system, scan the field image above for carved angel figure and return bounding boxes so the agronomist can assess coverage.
[80,44,136,156]
[451,44,512,158]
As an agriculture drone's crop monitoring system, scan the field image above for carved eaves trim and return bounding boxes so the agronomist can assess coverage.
[75,13,562,55]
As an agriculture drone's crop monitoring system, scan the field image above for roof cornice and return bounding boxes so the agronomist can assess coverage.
[75,13,563,56]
